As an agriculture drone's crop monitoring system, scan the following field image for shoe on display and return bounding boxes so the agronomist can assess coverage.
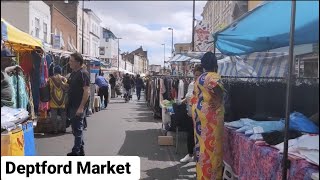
[180,154,194,163]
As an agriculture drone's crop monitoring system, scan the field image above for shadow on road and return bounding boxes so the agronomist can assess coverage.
[142,163,196,180]
[118,129,173,162]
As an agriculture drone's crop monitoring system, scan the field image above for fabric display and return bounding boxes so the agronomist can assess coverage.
[222,79,319,122]
[225,111,319,141]
[223,127,319,179]
[262,130,303,145]
[274,134,319,166]
[145,76,192,118]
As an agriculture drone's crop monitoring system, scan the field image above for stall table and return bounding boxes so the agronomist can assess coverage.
[223,127,319,180]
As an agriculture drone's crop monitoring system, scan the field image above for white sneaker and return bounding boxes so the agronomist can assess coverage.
[180,154,194,163]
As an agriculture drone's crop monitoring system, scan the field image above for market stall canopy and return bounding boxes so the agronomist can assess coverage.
[213,1,319,56]
[169,51,224,63]
[218,52,289,77]
[1,18,43,50]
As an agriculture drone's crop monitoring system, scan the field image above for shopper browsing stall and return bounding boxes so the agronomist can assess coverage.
[95,72,109,109]
[48,65,67,134]
[61,52,90,156]
[191,52,224,180]
[180,64,203,163]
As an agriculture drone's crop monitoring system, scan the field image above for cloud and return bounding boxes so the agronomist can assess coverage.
[85,1,206,66]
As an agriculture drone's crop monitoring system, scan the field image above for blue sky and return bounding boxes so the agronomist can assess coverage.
[85,1,206,66]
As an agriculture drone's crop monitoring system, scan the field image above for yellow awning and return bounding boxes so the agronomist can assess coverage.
[1,18,43,51]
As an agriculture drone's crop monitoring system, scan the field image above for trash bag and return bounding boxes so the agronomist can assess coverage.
[23,121,36,156]
[289,112,319,134]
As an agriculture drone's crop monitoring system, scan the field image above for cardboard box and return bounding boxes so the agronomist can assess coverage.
[158,136,174,146]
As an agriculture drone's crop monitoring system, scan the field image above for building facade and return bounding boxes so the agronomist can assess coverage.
[201,1,248,33]
[1,1,51,44]
[174,43,191,54]
[50,5,77,51]
[99,27,118,66]
[84,9,102,58]
[77,6,90,54]
[248,1,263,11]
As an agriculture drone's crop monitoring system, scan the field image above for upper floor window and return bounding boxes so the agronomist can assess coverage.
[35,18,40,38]
[43,23,47,43]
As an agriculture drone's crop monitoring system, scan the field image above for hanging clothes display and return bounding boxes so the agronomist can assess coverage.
[38,55,49,113]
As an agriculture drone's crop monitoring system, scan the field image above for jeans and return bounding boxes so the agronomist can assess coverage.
[69,107,86,153]
[136,87,142,100]
[50,108,66,132]
[98,86,109,108]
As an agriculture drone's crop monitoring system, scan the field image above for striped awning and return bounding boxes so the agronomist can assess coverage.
[218,52,289,77]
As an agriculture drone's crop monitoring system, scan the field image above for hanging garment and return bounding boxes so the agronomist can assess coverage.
[48,76,67,109]
[31,51,41,114]
[191,72,224,180]
[39,56,49,112]
[19,53,33,76]
[177,79,184,103]
[12,75,29,109]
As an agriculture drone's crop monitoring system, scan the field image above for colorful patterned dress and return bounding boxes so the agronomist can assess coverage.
[191,72,224,180]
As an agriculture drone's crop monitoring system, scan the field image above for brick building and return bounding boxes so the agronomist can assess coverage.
[50,5,77,51]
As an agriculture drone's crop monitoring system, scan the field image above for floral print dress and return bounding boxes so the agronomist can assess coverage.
[191,72,225,180]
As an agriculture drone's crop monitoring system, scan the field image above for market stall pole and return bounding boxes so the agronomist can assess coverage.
[282,1,296,179]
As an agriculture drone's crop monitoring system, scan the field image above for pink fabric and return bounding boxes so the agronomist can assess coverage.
[223,127,319,179]
[39,56,49,111]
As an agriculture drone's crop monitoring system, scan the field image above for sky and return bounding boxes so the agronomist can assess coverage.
[85,1,207,67]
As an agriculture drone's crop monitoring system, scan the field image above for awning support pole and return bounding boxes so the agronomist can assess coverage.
[282,1,296,180]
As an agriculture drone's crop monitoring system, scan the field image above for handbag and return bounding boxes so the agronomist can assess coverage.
[39,83,50,102]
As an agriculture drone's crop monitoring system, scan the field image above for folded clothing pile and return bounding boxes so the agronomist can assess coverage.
[225,118,285,140]
[225,112,319,140]
[1,106,29,131]
[274,134,319,166]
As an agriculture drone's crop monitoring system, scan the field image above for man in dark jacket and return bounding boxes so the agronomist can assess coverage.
[122,73,131,99]
[135,74,144,100]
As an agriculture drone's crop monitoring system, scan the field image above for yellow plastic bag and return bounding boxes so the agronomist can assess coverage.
[10,128,24,156]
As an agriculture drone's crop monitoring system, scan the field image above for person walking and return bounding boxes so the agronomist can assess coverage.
[48,65,68,134]
[191,52,225,179]
[62,52,90,156]
[122,73,131,102]
[135,74,144,100]
[95,72,109,108]
[109,74,116,98]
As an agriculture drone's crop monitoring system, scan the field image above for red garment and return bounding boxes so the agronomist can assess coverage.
[19,53,33,75]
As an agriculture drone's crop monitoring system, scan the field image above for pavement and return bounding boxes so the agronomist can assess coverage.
[35,92,196,180]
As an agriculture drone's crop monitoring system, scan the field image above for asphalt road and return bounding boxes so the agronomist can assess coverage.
[35,92,196,180]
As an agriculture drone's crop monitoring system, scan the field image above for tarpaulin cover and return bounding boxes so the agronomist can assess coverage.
[214,1,319,56]
[1,18,43,50]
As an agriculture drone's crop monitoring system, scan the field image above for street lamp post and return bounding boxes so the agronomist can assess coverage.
[82,0,85,54]
[116,37,122,72]
[168,28,174,56]
[161,43,165,69]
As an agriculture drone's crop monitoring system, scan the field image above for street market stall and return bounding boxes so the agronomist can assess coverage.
[212,1,319,179]
[1,18,43,156]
